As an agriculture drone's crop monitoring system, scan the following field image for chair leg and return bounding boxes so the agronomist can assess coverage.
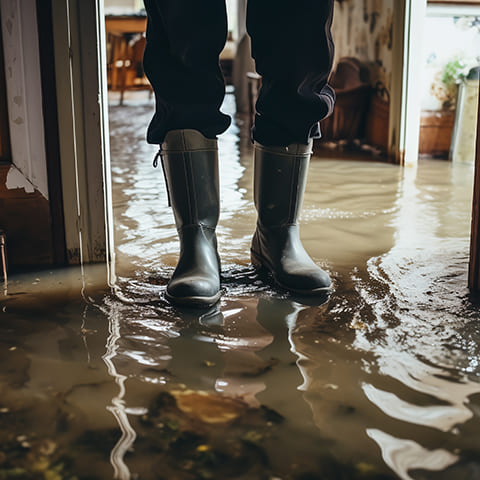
[119,62,126,106]
[0,230,7,283]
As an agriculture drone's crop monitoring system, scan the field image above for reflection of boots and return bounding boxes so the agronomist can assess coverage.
[251,142,332,294]
[161,129,221,307]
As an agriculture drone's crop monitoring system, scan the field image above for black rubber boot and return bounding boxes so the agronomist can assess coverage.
[251,142,332,295]
[161,129,221,307]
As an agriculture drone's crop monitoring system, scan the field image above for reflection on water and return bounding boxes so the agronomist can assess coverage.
[1,92,480,479]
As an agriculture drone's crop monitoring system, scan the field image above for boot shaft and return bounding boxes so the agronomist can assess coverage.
[253,141,312,227]
[161,129,220,229]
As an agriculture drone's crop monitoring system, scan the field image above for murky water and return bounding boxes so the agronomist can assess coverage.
[1,91,480,480]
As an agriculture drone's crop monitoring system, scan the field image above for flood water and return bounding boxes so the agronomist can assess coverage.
[1,91,480,480]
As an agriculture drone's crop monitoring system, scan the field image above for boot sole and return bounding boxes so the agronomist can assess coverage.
[165,290,221,308]
[251,249,332,296]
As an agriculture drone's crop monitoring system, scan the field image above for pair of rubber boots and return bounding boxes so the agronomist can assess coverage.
[161,129,331,307]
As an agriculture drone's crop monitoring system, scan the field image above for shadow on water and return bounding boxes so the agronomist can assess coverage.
[1,91,480,479]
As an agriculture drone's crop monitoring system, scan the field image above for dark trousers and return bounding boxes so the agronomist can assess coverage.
[143,0,335,147]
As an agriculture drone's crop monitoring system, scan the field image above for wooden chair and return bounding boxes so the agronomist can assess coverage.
[107,31,152,105]
[321,57,371,141]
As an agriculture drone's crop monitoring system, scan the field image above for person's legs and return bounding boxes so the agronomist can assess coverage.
[143,1,229,306]
[247,0,335,294]
[246,0,335,146]
[143,0,231,143]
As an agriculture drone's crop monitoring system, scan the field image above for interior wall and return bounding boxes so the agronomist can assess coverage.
[332,0,394,92]
[0,164,53,266]
[0,0,55,267]
[0,7,10,163]
[0,0,49,199]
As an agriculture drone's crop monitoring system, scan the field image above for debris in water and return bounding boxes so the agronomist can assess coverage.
[351,319,368,330]
[171,389,247,424]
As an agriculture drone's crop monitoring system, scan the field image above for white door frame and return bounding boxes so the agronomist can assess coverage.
[1,0,114,285]
[389,0,427,166]
[51,0,115,282]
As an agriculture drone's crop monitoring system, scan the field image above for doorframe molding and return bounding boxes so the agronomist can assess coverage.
[51,0,115,280]
[389,0,427,166]
[468,76,480,292]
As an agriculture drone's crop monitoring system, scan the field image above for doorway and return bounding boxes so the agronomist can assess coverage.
[418,1,480,163]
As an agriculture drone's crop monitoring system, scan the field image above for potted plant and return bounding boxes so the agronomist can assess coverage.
[420,55,477,157]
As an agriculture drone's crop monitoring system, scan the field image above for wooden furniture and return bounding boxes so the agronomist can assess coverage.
[366,83,390,152]
[321,57,371,142]
[105,15,147,34]
[105,15,151,104]
[105,16,237,104]
[419,110,455,158]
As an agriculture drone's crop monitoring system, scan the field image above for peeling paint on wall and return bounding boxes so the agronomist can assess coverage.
[0,0,49,199]
[6,164,35,193]
[333,0,394,93]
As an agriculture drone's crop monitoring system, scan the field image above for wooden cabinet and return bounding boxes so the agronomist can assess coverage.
[419,110,455,158]
[105,15,151,104]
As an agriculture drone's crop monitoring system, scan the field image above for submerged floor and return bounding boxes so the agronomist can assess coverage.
[1,92,480,480]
